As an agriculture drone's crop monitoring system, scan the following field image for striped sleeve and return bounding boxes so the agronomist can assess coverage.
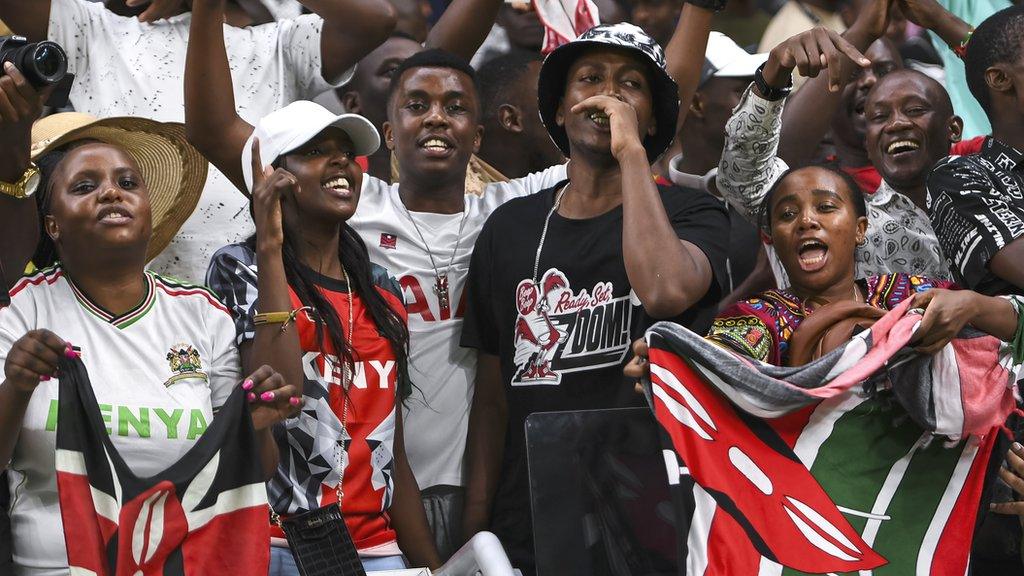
[205,244,260,347]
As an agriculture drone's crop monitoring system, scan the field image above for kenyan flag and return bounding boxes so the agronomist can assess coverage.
[642,304,1016,576]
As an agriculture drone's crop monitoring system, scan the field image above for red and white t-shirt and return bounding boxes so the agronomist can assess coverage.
[1,265,241,576]
[206,242,407,553]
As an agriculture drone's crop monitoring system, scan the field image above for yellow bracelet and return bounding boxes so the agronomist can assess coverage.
[254,306,312,332]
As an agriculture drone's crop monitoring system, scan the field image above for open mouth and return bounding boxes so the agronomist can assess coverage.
[419,136,455,157]
[885,139,921,156]
[322,175,352,198]
[588,111,610,127]
[797,239,829,272]
[97,205,133,225]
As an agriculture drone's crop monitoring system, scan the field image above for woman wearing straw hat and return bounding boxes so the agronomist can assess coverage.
[0,106,301,575]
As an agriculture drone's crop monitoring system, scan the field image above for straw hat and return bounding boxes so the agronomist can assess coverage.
[30,113,207,263]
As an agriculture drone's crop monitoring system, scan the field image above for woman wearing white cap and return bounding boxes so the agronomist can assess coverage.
[0,102,300,573]
[205,93,441,574]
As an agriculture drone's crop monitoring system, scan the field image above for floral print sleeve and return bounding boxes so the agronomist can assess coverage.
[706,299,783,365]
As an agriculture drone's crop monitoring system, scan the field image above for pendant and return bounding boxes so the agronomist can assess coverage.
[434,274,451,316]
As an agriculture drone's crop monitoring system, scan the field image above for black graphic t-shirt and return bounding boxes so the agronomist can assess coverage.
[460,181,729,570]
[927,137,1024,296]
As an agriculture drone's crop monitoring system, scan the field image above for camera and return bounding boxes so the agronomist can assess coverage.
[0,35,68,88]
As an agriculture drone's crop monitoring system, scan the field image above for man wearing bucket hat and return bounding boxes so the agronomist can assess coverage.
[459,20,730,572]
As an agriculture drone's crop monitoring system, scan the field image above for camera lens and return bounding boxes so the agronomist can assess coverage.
[34,45,61,77]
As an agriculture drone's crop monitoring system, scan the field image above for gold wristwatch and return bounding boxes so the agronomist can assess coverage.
[0,163,40,199]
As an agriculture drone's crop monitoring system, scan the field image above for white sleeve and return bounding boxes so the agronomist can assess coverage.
[497,163,569,200]
[204,305,242,410]
[47,0,109,78]
[275,13,354,98]
[717,85,790,225]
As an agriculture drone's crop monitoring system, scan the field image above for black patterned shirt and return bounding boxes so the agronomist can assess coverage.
[927,137,1024,296]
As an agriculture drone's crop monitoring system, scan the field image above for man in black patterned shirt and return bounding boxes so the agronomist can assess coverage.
[927,5,1024,297]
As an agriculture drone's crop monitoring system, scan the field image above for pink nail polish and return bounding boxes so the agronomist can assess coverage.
[261,391,275,402]
[65,347,77,359]
[289,396,301,406]
[39,375,50,382]
[247,392,257,402]
[242,379,254,391]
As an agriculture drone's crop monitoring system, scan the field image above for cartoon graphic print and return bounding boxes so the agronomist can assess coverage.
[511,268,635,386]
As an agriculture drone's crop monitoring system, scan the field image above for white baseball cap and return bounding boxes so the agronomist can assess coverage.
[700,32,769,86]
[241,100,380,193]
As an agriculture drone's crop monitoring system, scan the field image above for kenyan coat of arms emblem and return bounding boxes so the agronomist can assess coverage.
[164,343,209,386]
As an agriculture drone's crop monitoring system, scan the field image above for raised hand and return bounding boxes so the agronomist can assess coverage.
[0,63,55,181]
[763,27,871,93]
[241,364,302,430]
[4,330,71,394]
[570,95,646,161]
[249,138,296,250]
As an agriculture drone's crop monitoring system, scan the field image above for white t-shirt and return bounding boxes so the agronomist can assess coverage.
[47,0,353,283]
[1,266,240,576]
[350,165,567,489]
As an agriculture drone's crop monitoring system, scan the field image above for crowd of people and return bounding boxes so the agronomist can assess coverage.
[1,0,1024,574]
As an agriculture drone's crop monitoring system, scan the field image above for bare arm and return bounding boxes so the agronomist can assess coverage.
[0,66,53,294]
[898,0,972,53]
[665,3,714,129]
[300,0,396,83]
[990,237,1024,294]
[0,0,50,41]
[910,288,1020,354]
[461,352,507,540]
[423,0,503,61]
[184,0,254,193]
[389,407,443,569]
[718,245,775,311]
[620,148,712,317]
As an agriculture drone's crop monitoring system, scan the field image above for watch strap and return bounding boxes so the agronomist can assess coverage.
[0,163,39,199]
[753,62,793,102]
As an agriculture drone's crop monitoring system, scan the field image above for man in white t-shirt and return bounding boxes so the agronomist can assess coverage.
[0,0,398,283]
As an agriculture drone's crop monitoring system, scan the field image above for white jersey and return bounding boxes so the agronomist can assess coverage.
[1,266,240,576]
[350,165,567,489]
[48,0,353,283]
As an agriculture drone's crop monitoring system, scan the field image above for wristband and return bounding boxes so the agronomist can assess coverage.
[953,27,974,60]
[753,62,792,102]
[254,306,313,332]
[684,0,727,12]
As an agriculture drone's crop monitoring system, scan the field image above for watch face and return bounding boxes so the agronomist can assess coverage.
[24,170,41,197]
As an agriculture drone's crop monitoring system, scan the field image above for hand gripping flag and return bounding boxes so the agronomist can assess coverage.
[55,356,270,575]
[644,300,1019,575]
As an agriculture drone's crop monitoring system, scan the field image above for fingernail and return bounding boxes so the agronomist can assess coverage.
[247,392,257,402]
[261,391,275,402]
[289,396,301,406]
[39,375,50,381]
[242,379,254,391]
[64,347,78,359]
[3,62,12,71]
[990,503,997,510]
[1014,442,1022,452]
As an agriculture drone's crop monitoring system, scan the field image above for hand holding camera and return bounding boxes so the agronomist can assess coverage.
[0,35,71,182]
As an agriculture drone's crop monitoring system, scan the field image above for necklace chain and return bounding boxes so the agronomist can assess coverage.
[399,193,469,312]
[532,183,570,311]
[335,265,353,503]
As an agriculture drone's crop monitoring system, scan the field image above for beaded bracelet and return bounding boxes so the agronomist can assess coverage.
[953,28,975,60]
[254,306,313,332]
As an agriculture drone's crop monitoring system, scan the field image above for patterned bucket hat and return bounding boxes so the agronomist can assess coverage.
[537,22,681,163]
